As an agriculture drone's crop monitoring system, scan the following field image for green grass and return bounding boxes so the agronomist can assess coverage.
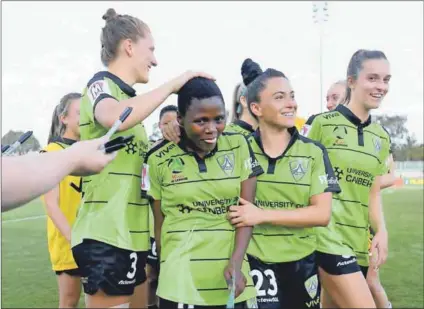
[2,188,423,308]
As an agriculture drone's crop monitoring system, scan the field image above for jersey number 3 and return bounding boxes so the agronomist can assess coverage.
[127,252,138,279]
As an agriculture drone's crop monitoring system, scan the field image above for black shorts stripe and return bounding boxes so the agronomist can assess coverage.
[335,222,368,229]
[326,147,381,164]
[167,228,234,234]
[108,172,141,178]
[257,180,311,187]
[333,197,368,208]
[163,176,240,187]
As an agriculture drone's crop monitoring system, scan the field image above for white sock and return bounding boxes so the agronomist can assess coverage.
[388,301,392,308]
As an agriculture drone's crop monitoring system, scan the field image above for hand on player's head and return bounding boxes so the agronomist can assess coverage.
[68,137,117,176]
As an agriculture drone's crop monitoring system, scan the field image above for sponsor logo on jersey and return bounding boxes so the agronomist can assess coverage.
[289,159,310,182]
[155,143,177,158]
[323,112,339,120]
[87,80,111,105]
[125,139,138,155]
[177,203,230,215]
[332,126,348,147]
[304,274,319,299]
[217,153,235,176]
[168,158,188,183]
[300,124,311,137]
[373,136,382,153]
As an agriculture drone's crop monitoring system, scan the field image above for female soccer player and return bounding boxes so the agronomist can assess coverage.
[70,8,213,309]
[227,82,258,136]
[303,49,392,308]
[41,93,82,308]
[142,77,262,309]
[326,80,346,111]
[227,59,340,309]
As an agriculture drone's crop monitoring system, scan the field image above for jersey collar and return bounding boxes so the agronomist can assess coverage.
[94,71,137,98]
[233,120,255,134]
[253,126,299,160]
[336,104,372,127]
[51,137,77,146]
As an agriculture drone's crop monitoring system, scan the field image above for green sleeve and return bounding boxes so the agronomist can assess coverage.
[304,117,323,142]
[310,144,341,196]
[239,136,264,181]
[141,156,162,200]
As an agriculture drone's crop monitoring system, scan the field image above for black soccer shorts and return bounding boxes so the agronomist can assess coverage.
[72,239,147,296]
[248,252,321,309]
[316,251,362,276]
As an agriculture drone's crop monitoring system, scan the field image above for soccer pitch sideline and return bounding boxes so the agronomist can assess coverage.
[1,187,423,308]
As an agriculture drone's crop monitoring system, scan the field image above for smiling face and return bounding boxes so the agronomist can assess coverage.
[249,77,297,129]
[180,96,226,155]
[60,98,81,139]
[349,59,391,110]
[125,30,157,84]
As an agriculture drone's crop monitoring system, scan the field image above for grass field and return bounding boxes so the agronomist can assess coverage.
[2,187,423,308]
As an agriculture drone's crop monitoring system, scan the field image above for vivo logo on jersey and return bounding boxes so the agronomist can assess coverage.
[306,298,320,308]
[323,113,339,120]
[155,143,176,158]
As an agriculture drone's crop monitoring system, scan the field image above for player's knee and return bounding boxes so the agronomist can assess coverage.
[59,293,80,308]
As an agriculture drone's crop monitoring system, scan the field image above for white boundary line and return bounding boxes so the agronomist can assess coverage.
[2,215,46,224]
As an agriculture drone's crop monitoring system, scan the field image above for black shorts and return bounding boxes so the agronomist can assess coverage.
[159,298,252,309]
[360,266,369,278]
[55,268,81,277]
[72,239,148,296]
[316,251,361,276]
[248,252,321,309]
[147,237,159,273]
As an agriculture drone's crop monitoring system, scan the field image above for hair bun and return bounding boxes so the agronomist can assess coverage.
[102,8,118,22]
[241,58,263,86]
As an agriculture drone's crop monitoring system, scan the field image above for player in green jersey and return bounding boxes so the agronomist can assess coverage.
[142,77,263,308]
[301,49,392,308]
[161,79,260,142]
[70,8,213,309]
[227,58,340,309]
[146,105,178,309]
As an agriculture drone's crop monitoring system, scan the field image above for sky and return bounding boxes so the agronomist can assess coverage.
[2,1,423,146]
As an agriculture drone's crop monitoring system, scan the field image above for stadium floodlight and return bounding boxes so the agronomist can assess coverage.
[312,1,329,113]
[1,131,33,156]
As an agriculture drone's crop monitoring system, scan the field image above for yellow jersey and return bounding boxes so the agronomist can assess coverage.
[295,117,306,130]
[40,138,81,271]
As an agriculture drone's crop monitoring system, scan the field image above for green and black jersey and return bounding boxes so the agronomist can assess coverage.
[142,132,263,306]
[303,105,391,266]
[247,127,340,263]
[225,120,255,137]
[71,71,150,252]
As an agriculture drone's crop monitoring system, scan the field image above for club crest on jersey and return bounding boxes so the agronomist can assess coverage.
[333,126,348,146]
[168,157,185,174]
[373,136,382,153]
[217,153,235,176]
[289,159,310,182]
[304,274,319,299]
